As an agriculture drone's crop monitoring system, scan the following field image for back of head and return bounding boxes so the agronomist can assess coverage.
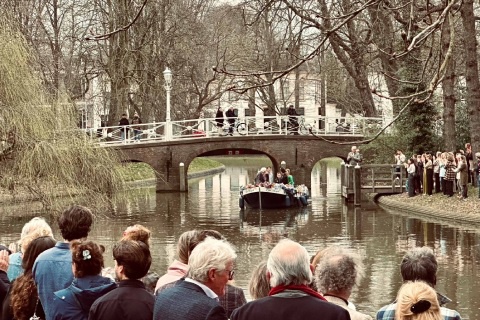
[58,205,94,241]
[400,247,437,286]
[395,281,442,320]
[249,261,270,300]
[176,229,224,264]
[20,217,52,240]
[20,217,54,253]
[315,248,363,295]
[267,239,312,287]
[187,237,236,282]
[122,224,151,247]
[71,240,105,278]
[113,240,151,280]
[177,230,200,264]
[22,236,56,272]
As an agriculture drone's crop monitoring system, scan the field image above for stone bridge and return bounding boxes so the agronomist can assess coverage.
[113,135,359,192]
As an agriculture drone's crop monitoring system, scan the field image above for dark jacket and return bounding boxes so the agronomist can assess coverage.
[215,109,224,127]
[131,116,142,130]
[226,109,236,124]
[51,275,116,320]
[119,117,130,132]
[231,294,350,320]
[89,279,154,320]
[154,279,227,320]
[287,107,298,121]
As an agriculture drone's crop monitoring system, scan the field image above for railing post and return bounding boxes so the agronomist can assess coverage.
[165,120,171,141]
[179,162,186,192]
[354,164,361,206]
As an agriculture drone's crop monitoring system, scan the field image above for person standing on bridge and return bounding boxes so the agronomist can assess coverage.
[119,114,130,141]
[131,112,142,142]
[287,104,299,135]
[226,107,236,136]
[215,107,225,134]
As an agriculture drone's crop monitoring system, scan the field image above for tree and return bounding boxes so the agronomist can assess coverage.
[0,20,124,210]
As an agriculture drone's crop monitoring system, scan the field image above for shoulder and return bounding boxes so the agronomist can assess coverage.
[376,303,396,320]
[440,307,462,320]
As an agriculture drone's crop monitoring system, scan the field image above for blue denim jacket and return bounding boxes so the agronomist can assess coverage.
[7,252,23,281]
[33,242,74,320]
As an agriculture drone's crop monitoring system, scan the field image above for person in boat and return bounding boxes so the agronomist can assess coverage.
[285,168,294,186]
[274,172,284,184]
[255,167,267,185]
[280,168,288,184]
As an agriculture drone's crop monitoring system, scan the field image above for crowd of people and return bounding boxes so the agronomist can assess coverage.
[0,204,462,320]
[253,166,295,187]
[393,144,480,199]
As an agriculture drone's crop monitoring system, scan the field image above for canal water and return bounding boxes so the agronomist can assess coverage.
[0,157,479,319]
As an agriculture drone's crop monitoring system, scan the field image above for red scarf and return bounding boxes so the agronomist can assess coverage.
[268,284,327,301]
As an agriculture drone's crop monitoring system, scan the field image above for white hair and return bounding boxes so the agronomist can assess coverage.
[19,217,54,252]
[267,239,312,287]
[187,237,236,282]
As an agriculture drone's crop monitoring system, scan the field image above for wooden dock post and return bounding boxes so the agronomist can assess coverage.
[353,164,361,206]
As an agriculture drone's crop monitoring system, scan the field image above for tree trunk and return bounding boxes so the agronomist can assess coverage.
[461,0,480,153]
[441,15,456,151]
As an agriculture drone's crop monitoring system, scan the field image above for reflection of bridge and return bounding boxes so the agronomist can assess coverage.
[87,115,383,192]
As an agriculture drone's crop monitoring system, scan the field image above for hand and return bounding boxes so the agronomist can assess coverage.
[0,250,9,272]
[8,242,17,254]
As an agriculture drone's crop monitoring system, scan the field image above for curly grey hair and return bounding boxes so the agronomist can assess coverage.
[315,247,364,294]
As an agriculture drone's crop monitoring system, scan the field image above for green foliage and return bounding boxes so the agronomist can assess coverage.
[187,157,224,173]
[0,21,124,211]
[361,134,404,164]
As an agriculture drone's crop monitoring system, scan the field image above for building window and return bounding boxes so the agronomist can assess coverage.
[228,90,239,101]
[314,81,321,103]
[299,79,305,101]
[282,80,290,99]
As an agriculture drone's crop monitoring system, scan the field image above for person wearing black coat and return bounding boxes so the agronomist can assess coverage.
[287,105,299,135]
[225,107,236,135]
[215,107,224,134]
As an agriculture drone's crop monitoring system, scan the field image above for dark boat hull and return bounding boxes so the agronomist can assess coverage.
[241,187,307,209]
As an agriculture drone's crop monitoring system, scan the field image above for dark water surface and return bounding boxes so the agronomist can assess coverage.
[0,157,479,319]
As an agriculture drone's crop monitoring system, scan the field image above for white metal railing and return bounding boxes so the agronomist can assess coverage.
[81,115,383,145]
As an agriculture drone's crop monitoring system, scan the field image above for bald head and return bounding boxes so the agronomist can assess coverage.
[351,146,357,152]
[267,239,312,287]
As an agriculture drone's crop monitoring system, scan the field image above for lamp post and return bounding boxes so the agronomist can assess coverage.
[163,67,173,140]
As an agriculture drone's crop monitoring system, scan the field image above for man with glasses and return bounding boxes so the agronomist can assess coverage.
[154,237,236,320]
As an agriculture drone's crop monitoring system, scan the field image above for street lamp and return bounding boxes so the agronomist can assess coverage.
[163,67,173,139]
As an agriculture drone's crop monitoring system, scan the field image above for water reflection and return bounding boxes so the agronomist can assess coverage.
[0,157,478,319]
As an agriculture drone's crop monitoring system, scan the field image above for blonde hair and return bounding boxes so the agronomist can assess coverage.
[248,261,270,300]
[20,217,53,253]
[395,281,442,320]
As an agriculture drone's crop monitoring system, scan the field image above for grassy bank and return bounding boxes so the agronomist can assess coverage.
[118,157,225,181]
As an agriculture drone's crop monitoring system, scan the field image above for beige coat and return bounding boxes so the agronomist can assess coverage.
[324,295,373,320]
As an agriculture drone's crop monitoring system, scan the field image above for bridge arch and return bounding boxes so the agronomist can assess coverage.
[115,135,356,192]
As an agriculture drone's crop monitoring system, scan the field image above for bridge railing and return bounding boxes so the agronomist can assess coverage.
[82,122,167,145]
[81,115,383,144]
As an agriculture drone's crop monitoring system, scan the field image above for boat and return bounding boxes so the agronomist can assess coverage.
[239,184,309,209]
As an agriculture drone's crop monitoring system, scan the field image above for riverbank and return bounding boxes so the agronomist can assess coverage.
[378,188,480,227]
[0,157,225,204]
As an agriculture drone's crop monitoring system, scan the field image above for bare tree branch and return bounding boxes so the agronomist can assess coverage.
[85,0,148,41]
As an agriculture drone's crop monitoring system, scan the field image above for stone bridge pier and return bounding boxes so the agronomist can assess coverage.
[116,136,355,192]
